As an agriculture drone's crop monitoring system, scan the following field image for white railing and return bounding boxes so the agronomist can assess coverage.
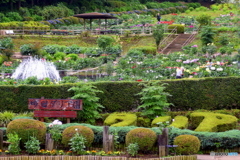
[158,26,177,53]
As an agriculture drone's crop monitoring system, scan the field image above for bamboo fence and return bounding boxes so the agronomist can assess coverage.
[0,155,197,160]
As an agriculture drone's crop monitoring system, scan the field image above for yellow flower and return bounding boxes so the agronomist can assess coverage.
[206,68,211,73]
[195,67,200,71]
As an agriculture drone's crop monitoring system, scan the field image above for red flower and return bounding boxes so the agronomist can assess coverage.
[136,79,143,82]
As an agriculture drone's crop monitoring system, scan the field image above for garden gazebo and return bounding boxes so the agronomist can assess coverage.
[73,12,118,30]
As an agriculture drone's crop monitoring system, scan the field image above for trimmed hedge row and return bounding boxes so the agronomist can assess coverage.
[169,127,240,150]
[1,77,240,112]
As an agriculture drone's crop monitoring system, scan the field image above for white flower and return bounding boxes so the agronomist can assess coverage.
[172,119,175,122]
[75,128,78,131]
[216,68,223,71]
[52,120,62,125]
[48,123,53,127]
[232,61,238,64]
[206,68,211,73]
[210,67,216,70]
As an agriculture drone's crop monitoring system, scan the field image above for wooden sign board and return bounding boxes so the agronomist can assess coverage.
[28,98,82,110]
[34,111,77,118]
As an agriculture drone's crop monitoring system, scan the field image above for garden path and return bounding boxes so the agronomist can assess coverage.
[197,154,240,160]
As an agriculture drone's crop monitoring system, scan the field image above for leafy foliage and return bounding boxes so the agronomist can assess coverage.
[25,136,41,154]
[69,132,86,155]
[62,125,94,147]
[196,13,212,26]
[127,143,139,157]
[97,36,115,51]
[200,26,216,46]
[48,125,62,142]
[152,24,164,48]
[68,82,104,124]
[137,82,172,119]
[7,133,21,155]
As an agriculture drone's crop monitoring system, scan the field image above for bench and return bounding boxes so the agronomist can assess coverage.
[52,31,69,35]
[28,97,82,123]
[5,30,14,35]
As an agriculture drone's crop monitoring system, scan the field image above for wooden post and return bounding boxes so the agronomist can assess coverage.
[158,128,169,157]
[103,126,109,152]
[159,146,166,157]
[0,130,3,150]
[67,118,70,123]
[45,133,54,151]
[103,126,114,153]
[162,128,169,155]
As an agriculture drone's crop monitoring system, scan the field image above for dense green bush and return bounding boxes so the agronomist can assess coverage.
[168,24,184,34]
[169,127,240,150]
[131,46,156,55]
[61,125,94,147]
[125,128,157,152]
[174,135,200,155]
[6,119,46,144]
[20,44,40,56]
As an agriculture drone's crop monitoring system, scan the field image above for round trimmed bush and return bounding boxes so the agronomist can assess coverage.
[62,125,94,147]
[174,134,200,155]
[6,119,46,144]
[125,128,157,151]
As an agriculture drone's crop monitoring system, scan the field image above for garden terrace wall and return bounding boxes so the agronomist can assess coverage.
[1,77,240,112]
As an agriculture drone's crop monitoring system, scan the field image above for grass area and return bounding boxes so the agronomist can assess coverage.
[12,35,97,52]
[11,34,156,54]
[181,9,229,17]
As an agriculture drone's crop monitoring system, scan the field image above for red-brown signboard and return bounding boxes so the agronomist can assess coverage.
[34,111,77,118]
[28,98,82,110]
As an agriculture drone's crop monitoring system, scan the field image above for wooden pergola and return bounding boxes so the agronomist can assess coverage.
[73,12,118,30]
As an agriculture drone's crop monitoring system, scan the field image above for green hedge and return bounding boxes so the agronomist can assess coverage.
[1,77,240,113]
[169,127,240,150]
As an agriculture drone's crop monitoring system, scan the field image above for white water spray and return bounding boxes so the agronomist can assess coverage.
[11,57,61,81]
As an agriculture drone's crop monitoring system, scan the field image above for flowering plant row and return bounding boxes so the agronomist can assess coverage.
[37,149,123,156]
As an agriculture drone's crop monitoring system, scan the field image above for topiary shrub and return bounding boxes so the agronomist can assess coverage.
[174,134,200,155]
[6,119,46,144]
[170,116,188,129]
[62,125,94,147]
[104,112,137,127]
[125,128,157,152]
[151,116,171,127]
[190,112,238,132]
[168,24,184,34]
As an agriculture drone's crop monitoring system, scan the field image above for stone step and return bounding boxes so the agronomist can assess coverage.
[162,33,193,54]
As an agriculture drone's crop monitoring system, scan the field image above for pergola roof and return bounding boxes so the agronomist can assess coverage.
[73,12,118,19]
